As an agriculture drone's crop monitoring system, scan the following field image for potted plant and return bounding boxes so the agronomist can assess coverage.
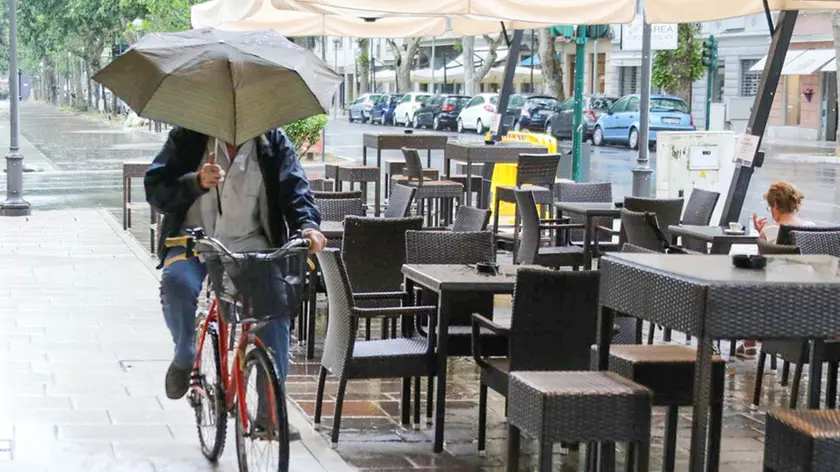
[803,87,814,103]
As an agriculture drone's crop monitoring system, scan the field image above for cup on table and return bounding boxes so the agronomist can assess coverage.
[728,222,744,233]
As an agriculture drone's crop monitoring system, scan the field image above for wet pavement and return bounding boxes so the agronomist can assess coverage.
[1,102,839,471]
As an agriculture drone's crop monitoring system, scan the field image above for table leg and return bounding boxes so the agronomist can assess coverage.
[363,146,368,166]
[377,149,382,170]
[444,156,451,179]
[595,306,615,470]
[710,242,731,255]
[465,161,473,207]
[433,292,452,453]
[427,149,432,168]
[374,178,381,217]
[808,339,826,408]
[583,215,594,270]
[688,334,713,472]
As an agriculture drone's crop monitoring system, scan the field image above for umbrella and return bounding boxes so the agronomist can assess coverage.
[93,28,341,146]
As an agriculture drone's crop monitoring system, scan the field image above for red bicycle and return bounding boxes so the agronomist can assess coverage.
[167,228,309,472]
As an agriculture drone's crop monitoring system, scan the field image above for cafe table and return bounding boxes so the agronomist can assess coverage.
[668,224,759,254]
[444,141,546,207]
[401,263,534,453]
[553,202,622,270]
[598,253,840,472]
[362,132,448,168]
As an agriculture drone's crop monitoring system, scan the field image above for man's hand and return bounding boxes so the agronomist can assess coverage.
[302,229,327,253]
[197,152,225,190]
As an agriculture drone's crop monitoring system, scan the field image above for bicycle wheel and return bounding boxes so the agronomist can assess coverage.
[191,316,227,461]
[235,346,290,472]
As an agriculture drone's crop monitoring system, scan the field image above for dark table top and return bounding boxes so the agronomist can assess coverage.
[668,225,759,244]
[445,141,547,162]
[402,264,542,293]
[320,221,344,239]
[554,202,622,217]
[363,132,448,149]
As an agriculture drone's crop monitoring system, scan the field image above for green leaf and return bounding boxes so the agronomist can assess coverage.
[284,115,328,156]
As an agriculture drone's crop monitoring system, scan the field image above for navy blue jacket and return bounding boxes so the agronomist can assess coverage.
[145,127,321,265]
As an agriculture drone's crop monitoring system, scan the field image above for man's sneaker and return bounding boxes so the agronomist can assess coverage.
[165,361,191,400]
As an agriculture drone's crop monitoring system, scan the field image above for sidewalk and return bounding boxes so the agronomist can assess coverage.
[0,209,354,472]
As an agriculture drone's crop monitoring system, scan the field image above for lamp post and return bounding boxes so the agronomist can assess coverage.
[1,0,30,216]
[631,0,654,198]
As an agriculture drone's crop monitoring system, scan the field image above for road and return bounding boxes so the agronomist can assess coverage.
[1,101,839,232]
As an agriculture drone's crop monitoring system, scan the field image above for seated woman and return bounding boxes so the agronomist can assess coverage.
[738,181,810,358]
[752,181,810,244]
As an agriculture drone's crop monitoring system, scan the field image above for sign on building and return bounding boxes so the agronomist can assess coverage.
[620,18,678,51]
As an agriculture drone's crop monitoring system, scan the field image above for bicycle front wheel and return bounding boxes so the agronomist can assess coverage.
[192,317,227,461]
[235,346,290,472]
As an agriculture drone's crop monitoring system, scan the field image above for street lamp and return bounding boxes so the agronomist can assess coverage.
[0,0,31,216]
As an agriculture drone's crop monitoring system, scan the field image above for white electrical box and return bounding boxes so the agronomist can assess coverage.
[656,131,737,225]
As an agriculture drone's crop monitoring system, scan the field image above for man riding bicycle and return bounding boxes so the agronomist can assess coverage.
[145,127,326,407]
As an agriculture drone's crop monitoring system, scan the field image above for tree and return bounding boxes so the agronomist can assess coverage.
[356,38,370,94]
[652,23,705,102]
[386,38,422,93]
[538,29,565,100]
[461,35,503,96]
[119,0,200,32]
[285,115,328,157]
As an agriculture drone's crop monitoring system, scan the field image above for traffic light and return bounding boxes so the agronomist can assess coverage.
[702,36,718,69]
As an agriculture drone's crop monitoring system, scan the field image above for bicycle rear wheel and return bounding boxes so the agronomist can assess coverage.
[235,346,290,472]
[191,317,227,461]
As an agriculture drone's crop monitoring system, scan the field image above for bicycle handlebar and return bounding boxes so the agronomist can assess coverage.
[184,227,311,263]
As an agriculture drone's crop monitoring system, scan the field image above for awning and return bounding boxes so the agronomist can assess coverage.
[749,49,836,75]
[749,50,805,72]
[611,52,642,68]
[822,60,837,73]
[781,49,835,75]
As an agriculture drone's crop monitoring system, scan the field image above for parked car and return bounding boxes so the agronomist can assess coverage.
[370,94,402,125]
[546,95,618,142]
[413,94,471,130]
[504,94,561,132]
[592,94,695,150]
[393,92,433,127]
[457,93,499,134]
[348,93,383,123]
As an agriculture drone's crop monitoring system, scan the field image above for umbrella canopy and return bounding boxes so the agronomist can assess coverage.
[93,28,341,145]
[192,0,840,33]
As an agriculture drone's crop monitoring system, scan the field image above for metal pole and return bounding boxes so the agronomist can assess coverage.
[705,67,713,131]
[492,29,524,140]
[529,30,535,91]
[718,11,797,227]
[631,8,653,198]
[572,26,587,182]
[321,35,327,163]
[593,37,599,94]
[431,37,436,93]
[1,0,30,216]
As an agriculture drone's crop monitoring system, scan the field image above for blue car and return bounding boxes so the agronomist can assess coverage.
[370,94,402,125]
[592,94,695,150]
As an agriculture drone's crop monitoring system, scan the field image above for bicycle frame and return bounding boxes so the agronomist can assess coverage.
[192,297,278,432]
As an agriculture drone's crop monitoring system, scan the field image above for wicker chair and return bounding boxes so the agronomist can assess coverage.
[472,269,600,453]
[451,206,491,232]
[405,230,503,424]
[514,188,584,269]
[342,216,424,341]
[397,147,464,226]
[753,231,840,410]
[764,409,840,472]
[758,239,800,255]
[492,153,563,253]
[314,195,366,223]
[621,197,684,247]
[620,208,666,253]
[555,181,615,251]
[777,224,840,245]
[383,184,416,218]
[678,188,720,253]
[309,178,335,192]
[314,249,438,444]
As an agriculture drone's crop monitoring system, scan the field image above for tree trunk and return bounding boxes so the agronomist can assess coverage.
[833,11,840,154]
[538,29,565,100]
[85,60,93,110]
[73,57,85,110]
[472,35,503,93]
[388,38,422,93]
[462,36,476,96]
[356,39,370,94]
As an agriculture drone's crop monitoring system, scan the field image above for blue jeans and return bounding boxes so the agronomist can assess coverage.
[160,247,291,381]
